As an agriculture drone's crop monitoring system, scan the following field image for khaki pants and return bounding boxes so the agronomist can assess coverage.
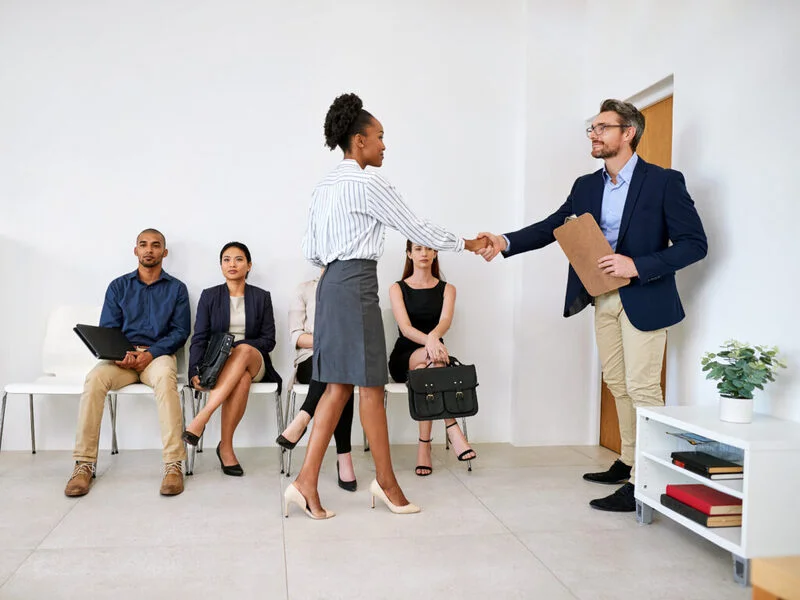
[73,355,186,464]
[594,291,666,481]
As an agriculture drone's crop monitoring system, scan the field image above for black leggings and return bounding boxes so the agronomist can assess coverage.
[295,357,354,454]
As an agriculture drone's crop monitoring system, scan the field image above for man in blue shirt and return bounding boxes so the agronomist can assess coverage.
[65,228,191,497]
[478,100,707,513]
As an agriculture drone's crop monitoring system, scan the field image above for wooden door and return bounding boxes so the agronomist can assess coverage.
[599,96,672,453]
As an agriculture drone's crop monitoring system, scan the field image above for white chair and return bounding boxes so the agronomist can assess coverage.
[183,381,283,476]
[381,308,473,471]
[1,305,101,453]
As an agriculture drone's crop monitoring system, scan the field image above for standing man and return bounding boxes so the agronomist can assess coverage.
[65,228,191,497]
[478,99,707,512]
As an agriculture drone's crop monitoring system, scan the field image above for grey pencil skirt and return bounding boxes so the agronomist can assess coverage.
[312,259,388,388]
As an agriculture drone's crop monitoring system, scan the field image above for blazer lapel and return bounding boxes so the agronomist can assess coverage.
[243,284,254,338]
[218,283,231,333]
[617,159,647,247]
[588,169,604,223]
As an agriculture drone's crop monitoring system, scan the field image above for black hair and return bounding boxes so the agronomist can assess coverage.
[219,242,252,278]
[324,93,375,152]
[138,228,166,246]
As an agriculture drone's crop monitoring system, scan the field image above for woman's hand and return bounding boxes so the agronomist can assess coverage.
[191,375,207,391]
[425,333,449,365]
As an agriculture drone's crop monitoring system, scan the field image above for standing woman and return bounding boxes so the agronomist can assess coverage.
[183,242,282,476]
[285,92,485,519]
[389,241,476,477]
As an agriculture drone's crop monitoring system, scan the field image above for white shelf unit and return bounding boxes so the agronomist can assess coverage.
[635,406,800,585]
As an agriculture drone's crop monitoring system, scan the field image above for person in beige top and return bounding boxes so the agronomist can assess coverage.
[277,271,357,491]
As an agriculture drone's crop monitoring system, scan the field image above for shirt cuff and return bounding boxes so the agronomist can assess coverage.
[502,235,511,253]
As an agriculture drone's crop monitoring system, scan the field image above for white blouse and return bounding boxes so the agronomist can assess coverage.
[228,296,246,342]
[303,159,464,267]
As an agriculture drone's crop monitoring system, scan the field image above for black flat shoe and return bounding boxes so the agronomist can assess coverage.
[275,427,307,450]
[216,443,244,477]
[589,482,636,512]
[182,427,205,447]
[337,462,357,492]
[583,459,632,484]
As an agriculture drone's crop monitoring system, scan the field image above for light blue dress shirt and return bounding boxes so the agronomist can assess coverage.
[600,153,638,251]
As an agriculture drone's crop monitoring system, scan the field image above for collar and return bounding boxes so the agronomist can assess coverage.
[125,269,172,283]
[602,153,639,184]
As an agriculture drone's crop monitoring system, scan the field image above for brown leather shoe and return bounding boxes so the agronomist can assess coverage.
[65,462,95,497]
[160,461,184,496]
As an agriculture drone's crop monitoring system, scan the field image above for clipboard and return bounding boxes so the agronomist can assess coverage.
[553,213,630,297]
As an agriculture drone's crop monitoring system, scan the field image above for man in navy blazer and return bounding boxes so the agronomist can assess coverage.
[479,99,707,512]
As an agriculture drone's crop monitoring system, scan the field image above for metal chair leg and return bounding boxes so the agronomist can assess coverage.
[0,392,7,452]
[196,391,207,453]
[181,388,195,476]
[28,394,36,454]
[276,390,284,475]
[286,389,297,477]
[108,394,119,455]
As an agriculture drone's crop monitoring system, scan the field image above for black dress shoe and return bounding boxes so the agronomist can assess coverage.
[275,427,307,451]
[583,459,632,484]
[216,443,244,477]
[589,482,636,512]
[337,462,357,492]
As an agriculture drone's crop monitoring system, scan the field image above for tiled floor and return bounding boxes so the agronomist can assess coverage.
[0,444,750,599]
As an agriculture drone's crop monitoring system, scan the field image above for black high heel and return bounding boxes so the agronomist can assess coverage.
[446,422,476,461]
[337,462,357,492]
[216,442,244,477]
[416,438,433,476]
[182,427,205,447]
[275,426,307,450]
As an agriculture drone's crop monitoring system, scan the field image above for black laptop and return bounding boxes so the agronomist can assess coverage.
[74,324,136,360]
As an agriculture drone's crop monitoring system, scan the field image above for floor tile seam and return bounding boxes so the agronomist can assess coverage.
[0,548,35,593]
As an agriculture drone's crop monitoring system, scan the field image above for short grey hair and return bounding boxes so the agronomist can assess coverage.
[599,99,645,151]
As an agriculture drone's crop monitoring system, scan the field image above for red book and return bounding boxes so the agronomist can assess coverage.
[666,483,742,515]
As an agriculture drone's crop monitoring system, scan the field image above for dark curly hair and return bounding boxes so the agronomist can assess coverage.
[324,93,375,152]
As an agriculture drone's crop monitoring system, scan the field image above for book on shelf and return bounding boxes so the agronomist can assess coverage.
[670,451,744,474]
[672,459,744,480]
[665,484,742,515]
[660,494,742,528]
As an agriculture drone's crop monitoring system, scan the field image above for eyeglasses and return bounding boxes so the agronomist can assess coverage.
[585,123,628,137]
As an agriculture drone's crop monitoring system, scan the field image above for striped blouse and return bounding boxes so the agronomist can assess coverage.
[303,159,465,267]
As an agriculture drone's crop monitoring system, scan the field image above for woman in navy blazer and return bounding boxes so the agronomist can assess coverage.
[182,242,281,476]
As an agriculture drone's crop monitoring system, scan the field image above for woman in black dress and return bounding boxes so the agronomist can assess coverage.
[389,241,477,476]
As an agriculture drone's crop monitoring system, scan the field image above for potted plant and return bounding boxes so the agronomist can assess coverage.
[701,339,787,423]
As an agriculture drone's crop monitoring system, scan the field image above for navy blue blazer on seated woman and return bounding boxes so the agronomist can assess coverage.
[503,158,707,332]
[188,283,282,393]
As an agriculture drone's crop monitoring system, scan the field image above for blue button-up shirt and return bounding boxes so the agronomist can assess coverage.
[99,270,191,359]
[600,153,638,251]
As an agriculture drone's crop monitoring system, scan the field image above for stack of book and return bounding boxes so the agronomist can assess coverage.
[670,451,744,480]
[660,484,742,527]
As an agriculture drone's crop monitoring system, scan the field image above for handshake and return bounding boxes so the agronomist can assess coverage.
[463,232,507,262]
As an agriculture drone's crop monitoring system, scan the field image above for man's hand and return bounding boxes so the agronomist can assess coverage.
[598,254,638,278]
[463,237,489,253]
[132,350,154,373]
[115,351,138,369]
[476,232,507,262]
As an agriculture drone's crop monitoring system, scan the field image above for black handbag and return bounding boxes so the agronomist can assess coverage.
[407,358,479,421]
[196,332,235,389]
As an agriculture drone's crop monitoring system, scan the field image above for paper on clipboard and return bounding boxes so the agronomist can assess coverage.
[553,213,630,297]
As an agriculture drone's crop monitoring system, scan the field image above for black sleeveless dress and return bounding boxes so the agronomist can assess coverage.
[388,280,447,383]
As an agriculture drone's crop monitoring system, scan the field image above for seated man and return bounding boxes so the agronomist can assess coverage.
[65,228,191,497]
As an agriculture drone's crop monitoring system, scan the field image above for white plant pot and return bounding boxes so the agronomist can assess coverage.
[719,396,754,424]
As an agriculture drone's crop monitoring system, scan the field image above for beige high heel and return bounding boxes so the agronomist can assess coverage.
[369,479,421,514]
[284,483,335,520]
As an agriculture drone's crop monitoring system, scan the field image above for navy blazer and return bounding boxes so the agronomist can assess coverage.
[188,283,282,393]
[504,158,707,331]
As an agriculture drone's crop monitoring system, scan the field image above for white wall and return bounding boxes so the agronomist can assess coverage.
[0,0,525,450]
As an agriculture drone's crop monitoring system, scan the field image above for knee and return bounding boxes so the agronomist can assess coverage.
[84,364,115,392]
[232,344,258,362]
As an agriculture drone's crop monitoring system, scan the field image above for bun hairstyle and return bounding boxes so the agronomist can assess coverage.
[324,93,375,152]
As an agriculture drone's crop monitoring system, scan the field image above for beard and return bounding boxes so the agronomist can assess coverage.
[591,144,619,159]
[139,257,161,268]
